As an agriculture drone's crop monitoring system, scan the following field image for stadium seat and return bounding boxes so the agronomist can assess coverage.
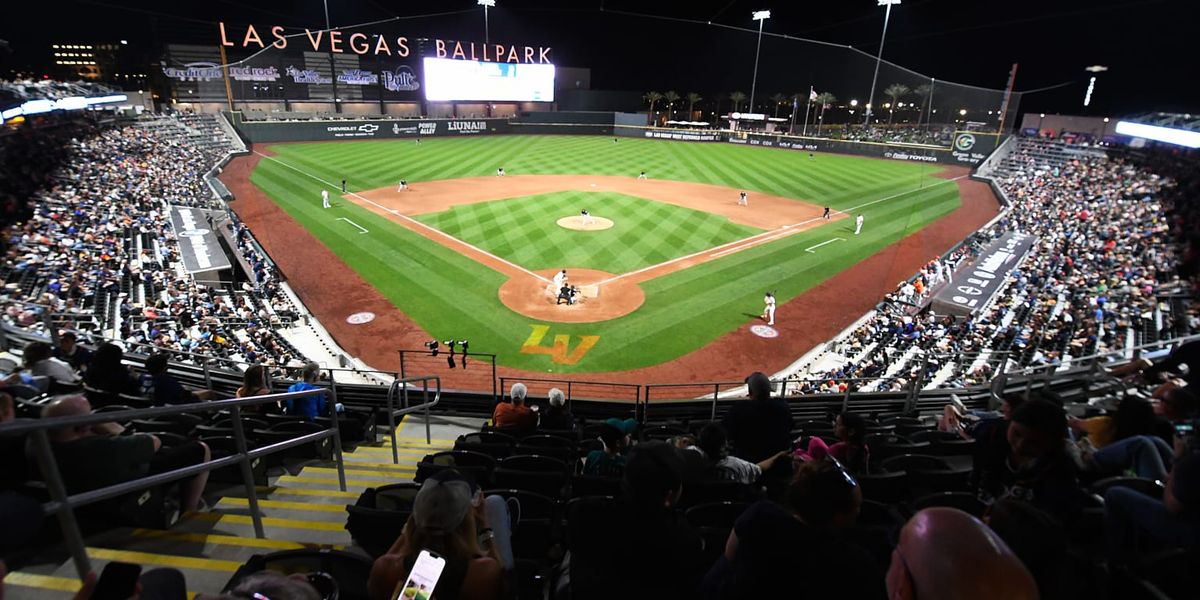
[253,422,333,464]
[1134,548,1200,600]
[200,436,268,486]
[869,440,932,463]
[344,483,420,558]
[223,549,373,600]
[857,470,909,504]
[641,425,687,442]
[880,454,950,473]
[569,474,622,498]
[516,435,576,462]
[678,480,756,508]
[453,440,513,460]
[460,431,518,446]
[1090,476,1165,499]
[501,454,568,473]
[684,501,750,531]
[484,488,559,561]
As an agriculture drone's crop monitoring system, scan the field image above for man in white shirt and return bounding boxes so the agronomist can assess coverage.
[681,423,786,485]
[854,214,865,235]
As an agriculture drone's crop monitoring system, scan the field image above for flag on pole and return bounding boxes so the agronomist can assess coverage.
[809,88,818,101]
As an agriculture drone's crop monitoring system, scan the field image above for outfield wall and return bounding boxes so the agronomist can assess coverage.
[228,111,1000,165]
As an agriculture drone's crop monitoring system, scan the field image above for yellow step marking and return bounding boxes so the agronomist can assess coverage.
[305,465,416,477]
[346,446,430,456]
[339,460,425,470]
[186,511,348,532]
[131,528,343,550]
[85,547,241,572]
[217,497,346,513]
[257,486,359,499]
[274,474,411,489]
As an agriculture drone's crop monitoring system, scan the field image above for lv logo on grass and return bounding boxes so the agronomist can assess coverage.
[520,324,599,365]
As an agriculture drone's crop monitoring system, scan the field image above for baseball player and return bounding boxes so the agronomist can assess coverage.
[397,179,408,192]
[762,292,776,326]
[809,153,815,161]
[854,214,864,235]
[552,269,567,294]
[496,167,506,177]
[581,209,593,226]
[341,179,347,193]
[738,191,748,206]
[822,206,831,219]
[321,189,330,209]
[638,170,647,180]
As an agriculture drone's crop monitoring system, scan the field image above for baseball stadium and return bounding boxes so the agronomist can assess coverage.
[0,1,1198,599]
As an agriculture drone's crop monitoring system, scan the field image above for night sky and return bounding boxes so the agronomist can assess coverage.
[3,0,1196,116]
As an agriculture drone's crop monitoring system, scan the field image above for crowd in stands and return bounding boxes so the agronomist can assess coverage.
[792,137,1199,394]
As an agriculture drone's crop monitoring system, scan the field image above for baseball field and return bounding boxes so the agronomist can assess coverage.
[241,135,967,375]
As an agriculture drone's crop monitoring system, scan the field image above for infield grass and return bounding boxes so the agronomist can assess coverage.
[249,135,963,372]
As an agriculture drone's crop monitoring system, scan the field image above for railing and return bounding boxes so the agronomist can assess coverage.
[384,375,442,464]
[0,388,341,580]
[496,376,642,410]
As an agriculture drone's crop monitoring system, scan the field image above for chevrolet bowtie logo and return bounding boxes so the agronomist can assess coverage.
[357,124,379,133]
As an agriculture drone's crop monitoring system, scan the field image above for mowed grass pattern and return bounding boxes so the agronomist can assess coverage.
[250,135,962,372]
[415,191,762,273]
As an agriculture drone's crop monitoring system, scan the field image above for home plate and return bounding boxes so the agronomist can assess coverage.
[750,324,778,338]
[590,183,597,187]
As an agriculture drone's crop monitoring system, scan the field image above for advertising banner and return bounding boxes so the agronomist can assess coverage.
[235,118,510,142]
[929,231,1037,317]
[732,131,1002,165]
[169,207,232,274]
[641,130,722,142]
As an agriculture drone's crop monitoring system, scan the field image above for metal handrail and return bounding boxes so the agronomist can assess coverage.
[0,388,342,580]
[384,375,441,464]
[496,376,642,409]
[1006,333,1200,378]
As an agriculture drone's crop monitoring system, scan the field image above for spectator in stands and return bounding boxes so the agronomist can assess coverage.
[969,394,1026,489]
[212,571,322,600]
[886,507,1037,600]
[39,395,211,513]
[565,441,705,600]
[684,422,786,485]
[704,458,882,599]
[53,331,92,372]
[985,499,1070,599]
[83,343,141,398]
[368,469,508,600]
[723,372,793,463]
[22,340,80,387]
[285,362,338,420]
[1109,339,1200,389]
[0,392,30,489]
[1105,450,1200,563]
[491,382,536,431]
[538,387,575,431]
[144,352,216,405]
[236,363,277,413]
[583,418,636,477]
[978,399,1083,524]
[794,411,871,475]
[1070,395,1174,450]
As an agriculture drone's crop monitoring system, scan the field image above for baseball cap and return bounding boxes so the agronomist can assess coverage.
[604,417,637,435]
[411,469,478,533]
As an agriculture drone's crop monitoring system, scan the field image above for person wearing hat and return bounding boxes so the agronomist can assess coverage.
[1104,450,1200,563]
[583,418,636,477]
[538,387,576,432]
[368,470,512,600]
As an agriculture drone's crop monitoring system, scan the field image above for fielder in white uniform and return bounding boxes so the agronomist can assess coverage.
[762,292,776,326]
[638,171,647,180]
[854,214,864,235]
[496,167,506,177]
[738,191,749,206]
[581,210,593,226]
[397,180,407,192]
[321,189,330,209]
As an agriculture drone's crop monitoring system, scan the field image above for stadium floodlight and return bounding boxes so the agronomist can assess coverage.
[865,0,901,127]
[747,10,771,121]
[479,0,496,45]
[850,99,858,107]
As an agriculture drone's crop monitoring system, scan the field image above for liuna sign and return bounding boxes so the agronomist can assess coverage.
[218,22,552,63]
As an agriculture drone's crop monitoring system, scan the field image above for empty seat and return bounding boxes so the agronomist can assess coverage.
[344,483,420,558]
[492,469,566,499]
[858,471,908,504]
[500,454,567,474]
[684,501,750,531]
[570,474,622,498]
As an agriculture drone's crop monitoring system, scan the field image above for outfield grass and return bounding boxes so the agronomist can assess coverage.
[415,191,763,273]
[250,135,961,372]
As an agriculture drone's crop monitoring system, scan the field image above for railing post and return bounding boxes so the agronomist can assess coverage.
[491,354,498,406]
[44,311,60,347]
[423,377,432,445]
[567,380,573,405]
[1082,356,1101,396]
[399,351,406,380]
[228,405,265,538]
[711,384,719,421]
[326,383,347,492]
[202,360,214,392]
[31,429,91,580]
[643,386,650,422]
[387,381,399,465]
[841,382,852,414]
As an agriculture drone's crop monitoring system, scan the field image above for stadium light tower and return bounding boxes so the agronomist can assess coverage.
[748,10,770,116]
[864,0,901,127]
[1083,65,1107,108]
[479,0,496,45]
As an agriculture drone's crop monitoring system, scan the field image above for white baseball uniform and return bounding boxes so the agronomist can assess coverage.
[553,270,566,290]
[638,171,647,179]
[321,189,330,208]
[738,192,748,206]
[854,214,864,235]
[398,180,407,191]
[763,293,776,326]
[581,210,593,226]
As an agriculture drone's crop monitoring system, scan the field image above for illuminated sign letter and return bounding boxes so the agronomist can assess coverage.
[374,36,391,55]
[507,46,519,63]
[242,24,264,48]
[329,30,343,53]
[396,36,409,57]
[271,26,287,49]
[452,42,466,60]
[435,39,446,58]
[219,22,235,47]
[539,47,551,63]
[305,29,323,51]
[349,32,368,54]
[524,46,534,63]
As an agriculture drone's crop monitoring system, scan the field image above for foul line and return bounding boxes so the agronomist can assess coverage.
[805,237,845,253]
[596,174,967,285]
[337,217,369,234]
[254,152,552,284]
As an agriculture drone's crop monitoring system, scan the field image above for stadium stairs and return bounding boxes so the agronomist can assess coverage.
[4,415,482,599]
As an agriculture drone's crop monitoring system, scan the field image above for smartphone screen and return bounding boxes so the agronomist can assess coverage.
[395,550,446,600]
[92,561,142,600]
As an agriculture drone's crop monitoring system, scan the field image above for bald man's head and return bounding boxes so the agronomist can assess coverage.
[41,395,93,443]
[886,507,1037,600]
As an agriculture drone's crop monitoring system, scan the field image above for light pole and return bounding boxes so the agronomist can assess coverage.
[478,0,496,45]
[748,10,770,116]
[864,0,901,127]
[1083,65,1107,109]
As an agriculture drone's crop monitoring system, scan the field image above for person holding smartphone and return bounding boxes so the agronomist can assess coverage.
[367,470,511,600]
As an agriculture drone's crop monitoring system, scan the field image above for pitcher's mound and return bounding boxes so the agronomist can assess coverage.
[557,216,614,231]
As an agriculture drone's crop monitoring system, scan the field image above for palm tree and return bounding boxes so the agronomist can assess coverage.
[662,90,680,121]
[770,93,786,118]
[814,92,837,135]
[729,91,748,113]
[883,83,910,126]
[912,83,933,128]
[643,91,663,126]
[686,92,702,120]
